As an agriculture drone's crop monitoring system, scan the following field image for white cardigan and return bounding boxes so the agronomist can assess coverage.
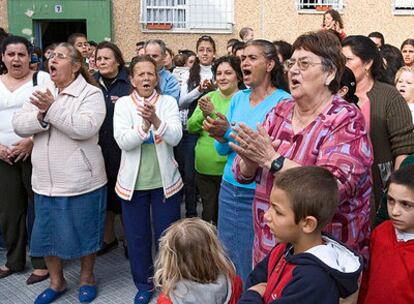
[113,92,183,201]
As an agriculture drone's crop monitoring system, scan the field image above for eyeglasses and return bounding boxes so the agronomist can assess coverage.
[285,58,323,71]
[49,52,70,60]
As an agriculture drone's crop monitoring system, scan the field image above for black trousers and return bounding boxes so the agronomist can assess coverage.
[0,159,46,271]
[197,173,222,225]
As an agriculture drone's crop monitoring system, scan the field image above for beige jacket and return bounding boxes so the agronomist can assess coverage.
[13,74,107,197]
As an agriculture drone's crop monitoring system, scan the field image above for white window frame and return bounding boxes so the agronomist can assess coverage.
[393,0,414,15]
[140,0,234,33]
[295,0,344,13]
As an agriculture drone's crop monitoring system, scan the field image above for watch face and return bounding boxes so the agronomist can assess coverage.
[270,156,285,173]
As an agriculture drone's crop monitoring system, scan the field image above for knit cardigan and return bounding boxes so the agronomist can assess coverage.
[113,93,183,201]
[367,80,414,207]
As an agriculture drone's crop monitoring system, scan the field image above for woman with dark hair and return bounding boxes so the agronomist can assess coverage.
[401,39,414,68]
[94,41,131,257]
[114,56,182,304]
[381,44,405,85]
[204,39,290,282]
[178,35,216,218]
[273,40,293,63]
[0,35,49,284]
[13,42,107,303]
[187,55,242,225]
[231,32,372,268]
[322,9,346,40]
[342,35,414,211]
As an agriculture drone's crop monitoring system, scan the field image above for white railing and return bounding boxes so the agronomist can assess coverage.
[393,0,414,14]
[295,0,344,12]
[140,0,234,32]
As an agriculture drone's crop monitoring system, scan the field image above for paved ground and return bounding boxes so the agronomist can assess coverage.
[0,245,144,304]
[0,202,200,303]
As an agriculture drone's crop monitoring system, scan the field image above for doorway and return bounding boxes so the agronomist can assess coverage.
[34,20,87,50]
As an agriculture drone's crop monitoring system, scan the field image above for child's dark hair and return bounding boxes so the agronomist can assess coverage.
[273,166,338,230]
[340,67,359,106]
[231,41,245,56]
[389,164,414,192]
[67,32,87,45]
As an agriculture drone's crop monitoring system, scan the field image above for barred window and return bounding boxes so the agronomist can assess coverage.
[295,0,344,12]
[140,0,234,32]
[393,0,414,14]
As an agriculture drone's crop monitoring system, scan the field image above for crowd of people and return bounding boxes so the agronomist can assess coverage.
[1,8,414,304]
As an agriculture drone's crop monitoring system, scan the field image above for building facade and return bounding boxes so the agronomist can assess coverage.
[0,0,413,60]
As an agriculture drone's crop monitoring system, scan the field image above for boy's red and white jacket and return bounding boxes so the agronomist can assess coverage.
[239,235,362,304]
[156,274,242,304]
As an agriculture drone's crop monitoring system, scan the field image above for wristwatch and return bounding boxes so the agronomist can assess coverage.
[269,155,285,174]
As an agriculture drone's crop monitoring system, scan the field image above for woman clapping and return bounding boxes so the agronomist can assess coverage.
[113,56,182,304]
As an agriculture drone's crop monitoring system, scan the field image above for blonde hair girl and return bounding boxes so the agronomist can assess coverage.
[395,66,414,123]
[154,218,242,304]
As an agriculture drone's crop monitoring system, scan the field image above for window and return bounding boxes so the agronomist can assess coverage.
[140,0,234,32]
[295,0,344,12]
[393,0,414,14]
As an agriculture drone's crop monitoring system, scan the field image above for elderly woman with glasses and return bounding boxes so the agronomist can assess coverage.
[230,31,373,268]
[13,42,107,304]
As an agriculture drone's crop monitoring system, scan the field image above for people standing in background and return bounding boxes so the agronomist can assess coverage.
[171,50,196,87]
[368,32,385,49]
[239,27,254,42]
[144,39,180,102]
[177,35,216,219]
[401,39,414,68]
[227,38,240,55]
[135,41,145,56]
[321,9,346,40]
[381,44,405,85]
[395,66,414,123]
[187,55,242,225]
[164,47,175,72]
[68,33,90,59]
[94,41,131,258]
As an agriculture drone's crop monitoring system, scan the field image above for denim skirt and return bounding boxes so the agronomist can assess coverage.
[30,186,107,259]
[217,180,255,284]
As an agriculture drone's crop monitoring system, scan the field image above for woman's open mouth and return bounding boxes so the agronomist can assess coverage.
[49,65,58,77]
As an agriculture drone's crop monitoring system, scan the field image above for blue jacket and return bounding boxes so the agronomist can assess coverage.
[95,68,132,178]
[239,235,362,304]
[159,67,180,103]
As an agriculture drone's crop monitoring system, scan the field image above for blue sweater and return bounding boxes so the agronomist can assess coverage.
[159,67,180,103]
[214,88,290,189]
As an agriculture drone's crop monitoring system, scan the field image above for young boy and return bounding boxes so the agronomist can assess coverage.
[239,166,362,304]
[358,165,414,304]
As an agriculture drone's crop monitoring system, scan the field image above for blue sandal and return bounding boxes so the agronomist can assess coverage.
[134,290,153,304]
[79,285,97,303]
[34,287,67,304]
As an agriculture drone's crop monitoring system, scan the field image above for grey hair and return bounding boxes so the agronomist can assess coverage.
[144,39,166,55]
[55,42,97,86]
